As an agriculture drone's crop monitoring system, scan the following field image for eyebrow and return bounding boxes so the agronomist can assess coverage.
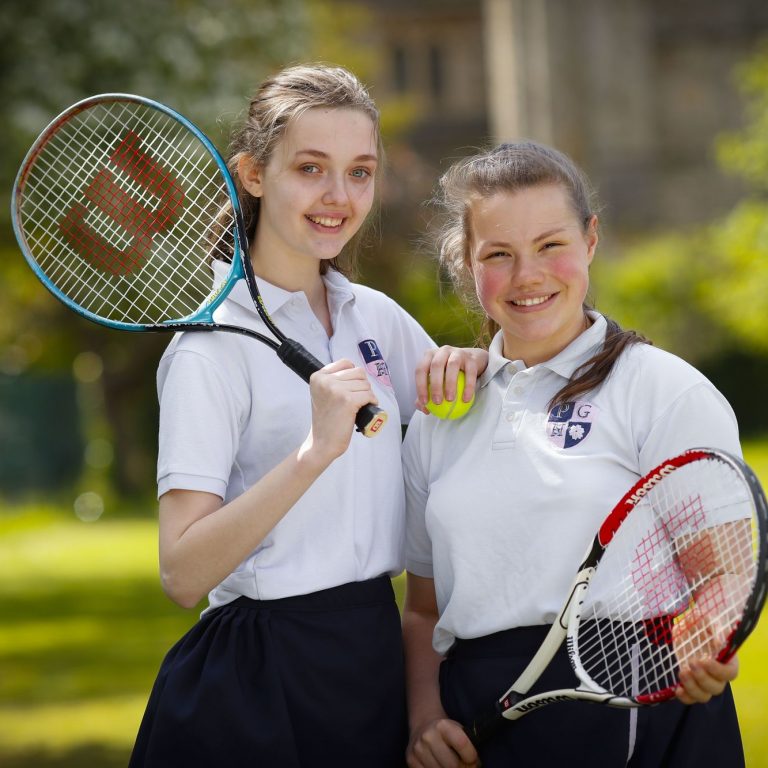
[482,227,567,250]
[533,227,568,242]
[294,149,378,163]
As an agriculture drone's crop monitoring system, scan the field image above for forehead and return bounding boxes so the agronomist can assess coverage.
[276,107,378,159]
[469,184,578,239]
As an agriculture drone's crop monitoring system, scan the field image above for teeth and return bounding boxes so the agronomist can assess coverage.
[308,215,343,228]
[512,295,550,307]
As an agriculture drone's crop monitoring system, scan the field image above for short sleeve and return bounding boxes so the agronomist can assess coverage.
[156,345,247,499]
[638,381,741,475]
[403,412,434,577]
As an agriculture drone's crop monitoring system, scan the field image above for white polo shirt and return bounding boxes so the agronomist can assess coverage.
[403,312,741,653]
[157,267,434,608]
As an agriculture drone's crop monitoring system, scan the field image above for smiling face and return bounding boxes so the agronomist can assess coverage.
[468,183,598,366]
[238,107,378,282]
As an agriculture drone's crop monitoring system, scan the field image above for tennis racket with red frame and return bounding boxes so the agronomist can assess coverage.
[467,447,768,745]
[11,93,387,437]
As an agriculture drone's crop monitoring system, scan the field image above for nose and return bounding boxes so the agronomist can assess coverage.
[510,253,543,287]
[321,172,349,206]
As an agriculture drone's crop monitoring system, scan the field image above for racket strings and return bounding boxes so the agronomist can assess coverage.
[21,112,213,322]
[574,457,757,700]
[17,99,233,325]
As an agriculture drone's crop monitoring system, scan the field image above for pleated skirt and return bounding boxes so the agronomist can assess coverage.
[129,576,407,767]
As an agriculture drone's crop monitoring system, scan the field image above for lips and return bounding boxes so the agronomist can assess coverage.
[306,214,344,229]
[510,294,554,307]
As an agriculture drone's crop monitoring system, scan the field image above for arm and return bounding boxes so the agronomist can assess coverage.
[414,346,488,415]
[404,573,479,768]
[159,359,376,608]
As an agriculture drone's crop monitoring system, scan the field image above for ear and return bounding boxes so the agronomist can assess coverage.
[237,154,264,198]
[585,215,599,265]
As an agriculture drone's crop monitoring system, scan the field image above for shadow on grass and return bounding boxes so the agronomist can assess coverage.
[1,578,199,707]
[1,744,130,768]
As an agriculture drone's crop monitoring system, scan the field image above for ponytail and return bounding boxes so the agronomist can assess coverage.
[549,315,650,409]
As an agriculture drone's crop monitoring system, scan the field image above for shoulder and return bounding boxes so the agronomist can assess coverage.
[613,342,713,392]
[347,279,433,347]
[160,329,238,367]
[157,329,254,394]
[610,342,736,434]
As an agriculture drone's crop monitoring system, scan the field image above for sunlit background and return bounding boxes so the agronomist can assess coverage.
[2,0,768,765]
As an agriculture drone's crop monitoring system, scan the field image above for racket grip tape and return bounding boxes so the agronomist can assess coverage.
[276,339,388,438]
[464,702,506,747]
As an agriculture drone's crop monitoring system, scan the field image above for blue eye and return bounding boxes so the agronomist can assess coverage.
[351,168,372,178]
[301,164,320,174]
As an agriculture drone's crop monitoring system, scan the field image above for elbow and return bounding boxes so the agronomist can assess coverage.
[160,568,205,610]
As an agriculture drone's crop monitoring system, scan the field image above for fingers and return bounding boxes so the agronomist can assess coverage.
[313,359,378,398]
[415,346,486,413]
[407,719,480,768]
[671,607,729,674]
[306,359,377,460]
[675,655,739,705]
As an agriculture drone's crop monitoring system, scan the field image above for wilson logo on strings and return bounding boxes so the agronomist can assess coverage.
[59,131,185,276]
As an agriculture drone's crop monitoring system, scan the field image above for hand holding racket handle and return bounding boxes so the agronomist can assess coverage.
[276,339,388,437]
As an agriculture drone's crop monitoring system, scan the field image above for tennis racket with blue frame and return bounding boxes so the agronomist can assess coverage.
[11,93,387,437]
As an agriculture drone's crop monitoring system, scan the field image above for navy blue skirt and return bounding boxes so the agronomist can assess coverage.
[440,626,744,768]
[129,576,407,767]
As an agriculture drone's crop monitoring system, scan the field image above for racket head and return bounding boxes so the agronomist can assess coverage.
[569,448,768,704]
[12,93,246,332]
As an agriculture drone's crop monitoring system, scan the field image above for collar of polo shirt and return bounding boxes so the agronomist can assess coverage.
[479,311,608,389]
[210,258,355,318]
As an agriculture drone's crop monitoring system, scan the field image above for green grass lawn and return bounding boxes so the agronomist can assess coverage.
[2,441,768,766]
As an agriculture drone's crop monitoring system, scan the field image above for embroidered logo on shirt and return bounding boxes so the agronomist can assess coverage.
[358,339,393,388]
[546,401,598,449]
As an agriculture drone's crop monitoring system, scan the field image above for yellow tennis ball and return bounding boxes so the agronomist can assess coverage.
[426,370,475,420]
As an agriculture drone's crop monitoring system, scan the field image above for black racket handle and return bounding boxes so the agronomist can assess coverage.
[276,339,388,437]
[464,703,506,748]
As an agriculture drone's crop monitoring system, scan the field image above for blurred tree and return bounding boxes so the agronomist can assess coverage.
[0,0,309,497]
[592,40,768,433]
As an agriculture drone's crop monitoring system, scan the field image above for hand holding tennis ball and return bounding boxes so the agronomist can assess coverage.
[426,370,475,419]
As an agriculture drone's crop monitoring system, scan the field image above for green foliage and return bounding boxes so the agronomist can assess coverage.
[592,231,728,360]
[1,0,307,186]
[594,41,768,367]
[700,200,768,353]
[716,43,768,190]
[400,264,483,347]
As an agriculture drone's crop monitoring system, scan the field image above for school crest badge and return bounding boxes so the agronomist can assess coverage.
[358,339,393,388]
[546,401,598,449]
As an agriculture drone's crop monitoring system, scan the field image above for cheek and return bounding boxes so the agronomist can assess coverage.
[472,265,508,312]
[350,181,375,215]
[551,253,590,294]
